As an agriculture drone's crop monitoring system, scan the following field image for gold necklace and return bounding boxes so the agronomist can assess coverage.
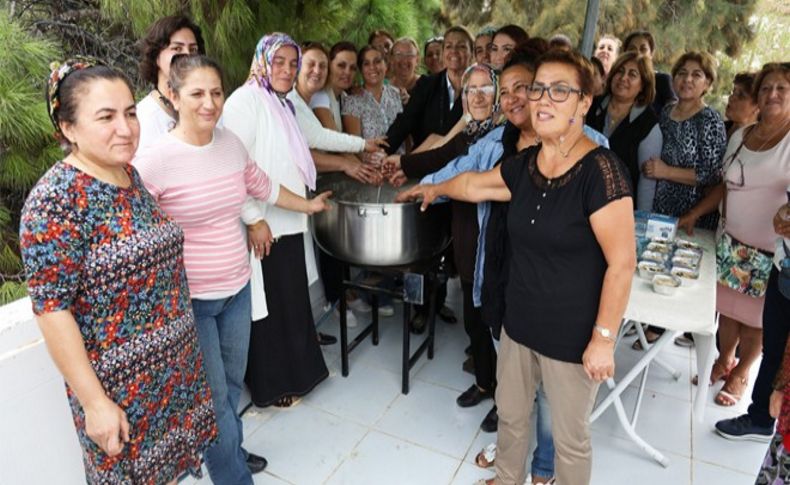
[748,118,790,151]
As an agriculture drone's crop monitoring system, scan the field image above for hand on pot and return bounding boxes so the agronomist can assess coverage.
[381,154,401,176]
[307,191,333,214]
[344,156,381,185]
[388,169,407,188]
[395,183,440,211]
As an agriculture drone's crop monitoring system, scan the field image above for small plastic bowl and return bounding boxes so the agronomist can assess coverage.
[671,265,699,287]
[675,239,701,251]
[652,274,681,295]
[638,260,668,280]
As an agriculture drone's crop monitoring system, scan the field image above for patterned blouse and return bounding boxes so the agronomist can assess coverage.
[652,105,727,230]
[342,85,403,139]
[19,162,217,484]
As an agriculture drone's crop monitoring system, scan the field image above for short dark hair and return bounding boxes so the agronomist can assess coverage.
[423,37,443,57]
[535,49,596,97]
[357,45,385,69]
[139,15,205,86]
[302,41,329,59]
[623,31,656,54]
[494,25,529,46]
[671,51,718,95]
[329,41,357,62]
[502,38,549,74]
[605,51,656,107]
[50,65,134,150]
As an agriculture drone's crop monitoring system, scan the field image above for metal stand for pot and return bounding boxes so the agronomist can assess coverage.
[338,257,447,394]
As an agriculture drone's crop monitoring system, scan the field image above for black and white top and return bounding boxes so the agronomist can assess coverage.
[500,146,632,363]
[653,105,727,230]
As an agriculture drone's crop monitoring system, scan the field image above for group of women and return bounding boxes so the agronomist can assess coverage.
[16,10,790,485]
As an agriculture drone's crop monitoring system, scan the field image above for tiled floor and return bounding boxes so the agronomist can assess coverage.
[187,278,765,485]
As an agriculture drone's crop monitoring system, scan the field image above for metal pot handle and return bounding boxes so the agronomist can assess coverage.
[357,207,388,217]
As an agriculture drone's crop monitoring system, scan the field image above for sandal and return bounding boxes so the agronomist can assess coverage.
[273,396,302,408]
[475,443,496,468]
[692,358,737,386]
[715,374,749,407]
[631,330,660,350]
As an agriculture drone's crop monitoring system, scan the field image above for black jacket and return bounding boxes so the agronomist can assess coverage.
[587,95,658,192]
[652,71,676,115]
[385,70,463,154]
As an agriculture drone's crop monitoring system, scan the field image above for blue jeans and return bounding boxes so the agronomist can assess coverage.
[532,384,555,479]
[192,283,253,485]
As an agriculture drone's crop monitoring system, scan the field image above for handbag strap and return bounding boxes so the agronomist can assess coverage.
[721,126,752,224]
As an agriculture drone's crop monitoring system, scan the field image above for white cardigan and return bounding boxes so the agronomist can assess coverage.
[287,88,366,152]
[223,84,319,320]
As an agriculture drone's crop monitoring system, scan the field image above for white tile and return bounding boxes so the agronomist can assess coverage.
[414,327,476,394]
[325,430,459,485]
[303,362,401,426]
[591,385,692,458]
[693,460,755,485]
[375,379,489,459]
[691,405,768,475]
[450,461,495,485]
[243,404,367,484]
[590,431,692,485]
[241,405,277,438]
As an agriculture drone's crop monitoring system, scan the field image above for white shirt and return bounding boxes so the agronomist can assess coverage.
[136,94,175,151]
[287,88,366,152]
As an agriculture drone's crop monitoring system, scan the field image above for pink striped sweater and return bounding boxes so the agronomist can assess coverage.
[134,127,280,299]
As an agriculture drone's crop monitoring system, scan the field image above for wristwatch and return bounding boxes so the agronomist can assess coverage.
[594,325,616,342]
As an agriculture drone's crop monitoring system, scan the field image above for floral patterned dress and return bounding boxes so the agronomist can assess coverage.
[19,162,217,484]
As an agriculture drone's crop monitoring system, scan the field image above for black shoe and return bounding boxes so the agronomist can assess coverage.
[410,313,426,334]
[481,405,498,432]
[456,384,492,408]
[246,452,268,474]
[462,356,475,375]
[715,414,774,442]
[318,332,337,345]
[438,305,457,323]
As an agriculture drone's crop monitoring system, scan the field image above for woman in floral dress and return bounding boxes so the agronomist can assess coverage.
[19,60,217,484]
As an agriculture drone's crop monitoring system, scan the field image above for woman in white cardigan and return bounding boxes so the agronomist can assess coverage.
[286,41,385,185]
[223,33,328,408]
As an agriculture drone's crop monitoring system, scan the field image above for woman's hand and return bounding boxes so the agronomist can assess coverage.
[395,184,439,211]
[399,87,410,105]
[582,336,616,382]
[84,396,130,457]
[247,220,274,259]
[364,137,389,153]
[774,204,790,239]
[677,211,699,236]
[770,389,784,418]
[642,157,670,180]
[382,155,401,177]
[344,156,382,185]
[307,191,333,214]
[388,170,408,188]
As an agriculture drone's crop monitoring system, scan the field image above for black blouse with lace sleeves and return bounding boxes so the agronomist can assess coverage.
[499,146,632,363]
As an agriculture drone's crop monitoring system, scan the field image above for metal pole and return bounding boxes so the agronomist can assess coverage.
[579,0,601,57]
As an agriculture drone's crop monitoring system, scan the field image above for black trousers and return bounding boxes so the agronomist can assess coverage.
[462,281,497,391]
[748,268,790,427]
[319,249,344,305]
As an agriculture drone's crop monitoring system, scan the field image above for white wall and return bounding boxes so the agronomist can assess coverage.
[0,280,327,485]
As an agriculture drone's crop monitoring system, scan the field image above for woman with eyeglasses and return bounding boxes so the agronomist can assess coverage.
[389,37,422,100]
[399,49,635,485]
[724,71,759,138]
[676,62,790,409]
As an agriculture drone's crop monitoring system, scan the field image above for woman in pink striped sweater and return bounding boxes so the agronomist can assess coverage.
[134,54,329,484]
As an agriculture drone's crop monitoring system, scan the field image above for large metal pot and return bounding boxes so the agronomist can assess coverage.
[311,172,450,267]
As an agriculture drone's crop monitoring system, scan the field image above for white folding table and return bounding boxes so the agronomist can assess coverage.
[590,230,718,467]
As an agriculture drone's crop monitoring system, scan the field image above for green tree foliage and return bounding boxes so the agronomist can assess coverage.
[0,11,60,304]
[99,0,443,91]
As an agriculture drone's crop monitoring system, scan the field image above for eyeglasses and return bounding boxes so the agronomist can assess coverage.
[464,85,496,97]
[392,52,417,59]
[723,138,747,188]
[526,84,584,102]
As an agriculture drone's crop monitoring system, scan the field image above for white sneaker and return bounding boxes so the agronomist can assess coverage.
[334,308,358,327]
[378,304,395,317]
[347,298,371,313]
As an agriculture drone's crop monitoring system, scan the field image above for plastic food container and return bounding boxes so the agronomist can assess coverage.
[652,274,681,295]
[671,255,699,269]
[638,260,668,280]
[675,239,701,251]
[646,241,673,254]
[641,250,669,263]
[671,265,699,287]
